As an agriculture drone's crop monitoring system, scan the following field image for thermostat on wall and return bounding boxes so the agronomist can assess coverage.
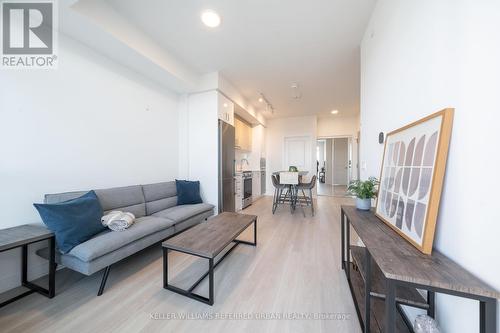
[379,132,384,144]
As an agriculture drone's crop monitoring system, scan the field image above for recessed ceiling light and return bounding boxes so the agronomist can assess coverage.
[223,103,228,108]
[201,10,221,28]
[331,110,339,115]
[258,97,264,103]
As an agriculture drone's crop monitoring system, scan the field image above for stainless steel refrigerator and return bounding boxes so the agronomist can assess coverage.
[218,120,235,213]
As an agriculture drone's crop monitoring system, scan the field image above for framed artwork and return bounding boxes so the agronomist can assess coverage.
[375,108,454,254]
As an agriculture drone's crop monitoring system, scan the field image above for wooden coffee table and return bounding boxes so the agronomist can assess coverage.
[162,212,257,305]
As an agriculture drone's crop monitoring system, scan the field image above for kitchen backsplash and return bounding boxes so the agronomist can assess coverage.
[235,151,260,171]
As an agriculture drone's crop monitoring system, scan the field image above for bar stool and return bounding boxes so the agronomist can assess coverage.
[271,174,287,214]
[279,172,299,213]
[297,175,317,216]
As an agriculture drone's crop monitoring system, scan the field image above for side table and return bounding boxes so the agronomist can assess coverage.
[0,224,56,308]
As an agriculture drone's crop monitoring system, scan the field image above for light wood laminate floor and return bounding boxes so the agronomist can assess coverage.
[0,196,360,333]
[317,182,349,197]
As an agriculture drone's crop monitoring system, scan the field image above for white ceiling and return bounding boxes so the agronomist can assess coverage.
[106,0,376,119]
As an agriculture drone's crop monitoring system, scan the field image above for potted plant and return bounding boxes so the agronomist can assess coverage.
[347,177,379,211]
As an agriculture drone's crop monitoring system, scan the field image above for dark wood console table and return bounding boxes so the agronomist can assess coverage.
[340,205,499,333]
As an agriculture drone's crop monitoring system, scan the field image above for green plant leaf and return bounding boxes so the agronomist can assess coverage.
[347,177,379,199]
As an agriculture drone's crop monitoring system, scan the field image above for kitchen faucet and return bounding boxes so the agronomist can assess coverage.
[240,158,249,170]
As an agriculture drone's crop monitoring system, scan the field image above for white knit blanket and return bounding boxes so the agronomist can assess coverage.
[101,211,135,231]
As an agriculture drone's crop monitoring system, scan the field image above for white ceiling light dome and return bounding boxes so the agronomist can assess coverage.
[201,10,221,28]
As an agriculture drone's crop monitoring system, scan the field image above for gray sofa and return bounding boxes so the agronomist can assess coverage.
[37,181,214,295]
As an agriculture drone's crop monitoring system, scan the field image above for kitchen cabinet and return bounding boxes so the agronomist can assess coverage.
[252,171,261,201]
[248,124,266,170]
[235,117,252,151]
[217,93,234,126]
[235,174,243,211]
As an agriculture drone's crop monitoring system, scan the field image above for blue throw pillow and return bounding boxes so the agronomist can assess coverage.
[34,190,106,254]
[176,180,203,205]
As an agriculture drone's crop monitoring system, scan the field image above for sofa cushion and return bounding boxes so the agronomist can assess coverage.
[45,191,88,204]
[94,185,146,218]
[173,210,213,234]
[142,181,178,215]
[152,203,214,223]
[68,216,174,262]
[45,185,147,218]
[34,191,106,254]
[175,180,203,205]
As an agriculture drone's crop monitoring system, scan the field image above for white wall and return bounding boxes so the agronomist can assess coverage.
[184,91,219,212]
[0,35,180,292]
[177,94,190,179]
[265,116,317,195]
[68,0,199,92]
[317,115,359,138]
[360,1,500,331]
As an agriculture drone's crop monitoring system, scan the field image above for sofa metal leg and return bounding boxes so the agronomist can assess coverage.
[97,266,111,296]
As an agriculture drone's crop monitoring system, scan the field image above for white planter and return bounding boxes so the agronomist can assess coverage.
[356,198,371,211]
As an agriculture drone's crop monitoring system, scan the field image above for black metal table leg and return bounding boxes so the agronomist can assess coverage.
[163,247,168,288]
[385,279,396,333]
[346,216,351,281]
[254,218,257,245]
[21,244,28,285]
[208,258,214,305]
[290,185,296,213]
[480,298,497,333]
[48,237,55,298]
[20,237,56,298]
[341,209,345,270]
[427,290,435,318]
[233,219,257,246]
[364,248,372,333]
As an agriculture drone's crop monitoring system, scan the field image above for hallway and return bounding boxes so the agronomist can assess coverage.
[316,182,349,197]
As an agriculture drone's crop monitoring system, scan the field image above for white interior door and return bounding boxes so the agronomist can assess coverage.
[333,138,349,185]
[284,136,311,172]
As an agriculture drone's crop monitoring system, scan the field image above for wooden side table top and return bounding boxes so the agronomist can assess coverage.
[162,212,257,259]
[342,205,500,299]
[0,224,53,252]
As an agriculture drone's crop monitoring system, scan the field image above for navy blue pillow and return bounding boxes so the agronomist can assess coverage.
[176,180,203,205]
[34,190,106,254]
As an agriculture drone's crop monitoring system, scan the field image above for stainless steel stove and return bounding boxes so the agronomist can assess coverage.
[242,171,253,209]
